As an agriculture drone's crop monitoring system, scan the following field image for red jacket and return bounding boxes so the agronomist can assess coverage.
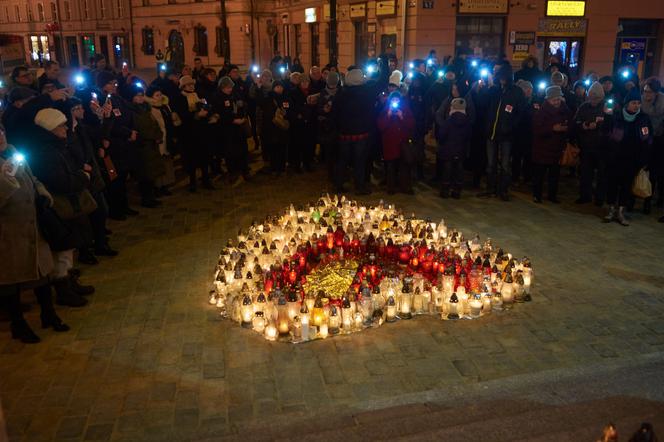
[532,101,572,165]
[376,106,415,161]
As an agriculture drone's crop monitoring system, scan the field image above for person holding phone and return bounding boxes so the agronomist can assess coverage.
[573,81,611,205]
[531,86,572,204]
[377,92,415,194]
[0,124,73,343]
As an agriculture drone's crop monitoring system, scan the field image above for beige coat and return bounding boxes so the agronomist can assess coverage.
[0,148,54,285]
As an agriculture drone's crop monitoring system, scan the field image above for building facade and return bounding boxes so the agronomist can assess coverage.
[131,0,275,72]
[0,0,132,73]
[273,0,664,79]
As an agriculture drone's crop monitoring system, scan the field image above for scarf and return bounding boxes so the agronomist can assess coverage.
[325,86,338,96]
[622,107,640,123]
[182,90,201,112]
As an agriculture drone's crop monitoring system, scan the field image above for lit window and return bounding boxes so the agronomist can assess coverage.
[141,27,154,55]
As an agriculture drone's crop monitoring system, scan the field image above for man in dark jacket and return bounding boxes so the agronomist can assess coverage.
[37,61,67,91]
[514,56,543,86]
[334,69,377,194]
[481,63,526,200]
[408,71,428,180]
[573,81,609,205]
[98,70,139,219]
[436,97,472,198]
[317,72,341,182]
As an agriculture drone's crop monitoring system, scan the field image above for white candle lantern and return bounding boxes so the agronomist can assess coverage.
[319,323,329,339]
[265,320,278,341]
[386,295,397,323]
[241,294,254,328]
[252,312,266,333]
[329,306,340,335]
[292,316,302,339]
[469,294,483,318]
[446,293,460,320]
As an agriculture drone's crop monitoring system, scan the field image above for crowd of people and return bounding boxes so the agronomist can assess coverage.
[0,49,663,342]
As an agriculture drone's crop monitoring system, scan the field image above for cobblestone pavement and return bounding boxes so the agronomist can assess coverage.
[1,165,664,441]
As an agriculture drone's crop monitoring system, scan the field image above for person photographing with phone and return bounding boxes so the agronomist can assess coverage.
[377,92,415,194]
[531,85,572,204]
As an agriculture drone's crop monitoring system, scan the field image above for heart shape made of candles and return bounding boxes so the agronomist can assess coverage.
[210,194,534,343]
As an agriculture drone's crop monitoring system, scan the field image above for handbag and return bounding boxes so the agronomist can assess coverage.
[52,189,98,220]
[34,194,82,252]
[560,143,580,167]
[103,155,118,182]
[272,101,290,131]
[632,168,652,198]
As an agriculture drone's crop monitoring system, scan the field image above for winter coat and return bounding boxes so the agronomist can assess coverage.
[256,91,292,146]
[532,101,572,165]
[213,90,245,147]
[26,126,91,197]
[335,84,378,136]
[69,123,105,193]
[376,105,415,161]
[435,111,473,161]
[485,83,527,142]
[572,101,609,153]
[0,146,54,285]
[407,73,428,138]
[101,94,137,172]
[1,94,57,148]
[606,110,653,168]
[195,78,217,104]
[426,80,454,128]
[437,94,477,126]
[131,102,165,182]
[641,92,664,137]
[316,87,339,145]
[147,96,175,155]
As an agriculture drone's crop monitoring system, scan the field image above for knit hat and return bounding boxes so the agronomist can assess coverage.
[645,77,662,93]
[624,87,642,105]
[272,80,285,90]
[34,108,67,131]
[146,85,162,97]
[389,70,403,86]
[218,76,234,90]
[96,70,117,88]
[450,98,467,115]
[573,80,587,91]
[326,71,340,88]
[179,75,195,89]
[587,82,605,100]
[8,86,36,104]
[126,83,145,101]
[345,69,365,87]
[551,71,564,86]
[515,79,533,93]
[545,85,563,100]
[261,70,273,82]
[289,72,302,84]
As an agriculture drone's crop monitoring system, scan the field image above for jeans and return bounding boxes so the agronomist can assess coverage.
[579,149,607,203]
[336,138,370,192]
[486,139,512,195]
[532,163,560,201]
[441,158,464,195]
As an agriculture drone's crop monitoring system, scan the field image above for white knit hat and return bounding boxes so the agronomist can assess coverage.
[389,70,403,86]
[34,108,67,131]
[179,75,195,89]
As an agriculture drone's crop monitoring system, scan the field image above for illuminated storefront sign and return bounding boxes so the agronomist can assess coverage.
[546,1,585,17]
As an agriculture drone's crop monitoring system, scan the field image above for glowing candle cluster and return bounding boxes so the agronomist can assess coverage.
[210,195,534,342]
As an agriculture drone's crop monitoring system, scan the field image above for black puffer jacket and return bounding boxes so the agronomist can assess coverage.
[101,94,137,172]
[485,65,527,142]
[606,109,653,167]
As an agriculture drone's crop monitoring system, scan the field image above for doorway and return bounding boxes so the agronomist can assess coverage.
[353,21,368,66]
[614,19,661,79]
[310,23,320,67]
[540,37,583,81]
[99,35,109,61]
[66,36,79,67]
[112,35,127,68]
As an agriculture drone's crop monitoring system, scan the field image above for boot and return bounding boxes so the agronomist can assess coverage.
[78,249,99,265]
[69,272,95,296]
[53,278,88,307]
[11,319,41,343]
[616,206,630,226]
[604,205,617,223]
[35,285,70,332]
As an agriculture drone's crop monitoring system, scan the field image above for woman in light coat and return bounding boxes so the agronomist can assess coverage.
[0,124,70,343]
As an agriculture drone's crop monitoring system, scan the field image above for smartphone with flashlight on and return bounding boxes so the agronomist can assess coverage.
[7,152,25,177]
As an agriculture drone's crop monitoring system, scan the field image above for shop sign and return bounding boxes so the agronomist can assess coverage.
[376,0,397,16]
[537,18,587,36]
[458,0,508,14]
[509,31,535,45]
[349,2,367,19]
[546,0,585,17]
[305,8,317,23]
[514,44,529,52]
[512,51,530,61]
